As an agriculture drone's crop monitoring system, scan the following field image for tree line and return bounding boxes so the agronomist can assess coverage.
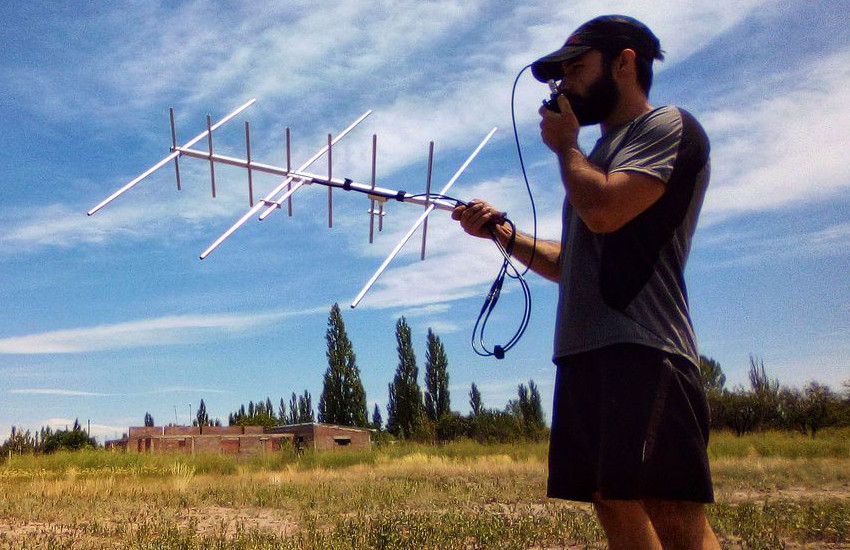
[2,303,547,458]
[199,304,548,444]
[5,304,848,457]
[700,354,850,437]
[1,420,96,457]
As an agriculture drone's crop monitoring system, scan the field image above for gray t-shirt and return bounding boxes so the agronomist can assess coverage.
[553,106,710,366]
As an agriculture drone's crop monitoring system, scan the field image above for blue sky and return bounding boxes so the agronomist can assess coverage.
[1,1,848,442]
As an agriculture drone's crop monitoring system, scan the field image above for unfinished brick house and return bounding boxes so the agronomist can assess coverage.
[266,423,372,452]
[108,425,290,456]
[108,423,370,455]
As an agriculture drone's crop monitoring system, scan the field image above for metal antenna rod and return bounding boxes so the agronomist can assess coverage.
[350,127,498,308]
[420,141,435,261]
[285,127,293,216]
[199,110,372,259]
[206,114,216,198]
[245,121,254,206]
[368,134,378,244]
[169,108,182,191]
[88,98,256,216]
[257,110,371,222]
[327,133,333,228]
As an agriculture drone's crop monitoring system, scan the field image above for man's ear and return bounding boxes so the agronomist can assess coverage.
[612,48,638,87]
[615,48,637,73]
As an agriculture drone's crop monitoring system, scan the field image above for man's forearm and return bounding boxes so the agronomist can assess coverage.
[558,148,612,231]
[489,223,561,282]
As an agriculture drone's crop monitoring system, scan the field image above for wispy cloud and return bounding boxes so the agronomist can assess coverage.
[7,386,230,397]
[347,174,562,312]
[3,1,779,258]
[702,47,850,223]
[9,389,108,397]
[697,220,850,268]
[0,308,325,355]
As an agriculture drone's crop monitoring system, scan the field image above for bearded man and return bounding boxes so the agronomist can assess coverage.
[453,15,721,550]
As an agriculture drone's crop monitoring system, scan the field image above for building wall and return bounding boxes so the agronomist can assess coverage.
[267,423,372,452]
[114,423,370,455]
[119,425,291,456]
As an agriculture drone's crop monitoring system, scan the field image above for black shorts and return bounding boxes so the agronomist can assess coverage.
[547,343,714,503]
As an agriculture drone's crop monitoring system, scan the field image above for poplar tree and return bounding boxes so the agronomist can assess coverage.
[517,379,546,435]
[278,398,287,424]
[195,399,210,427]
[288,393,299,424]
[424,328,451,422]
[298,391,315,423]
[318,303,368,427]
[386,317,423,438]
[469,383,483,417]
[372,404,383,430]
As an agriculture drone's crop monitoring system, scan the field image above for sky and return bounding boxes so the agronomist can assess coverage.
[1,0,848,442]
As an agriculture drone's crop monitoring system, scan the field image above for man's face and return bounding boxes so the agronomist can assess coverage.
[558,51,619,126]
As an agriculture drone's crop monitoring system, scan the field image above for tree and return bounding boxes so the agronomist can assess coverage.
[298,391,315,423]
[318,303,368,427]
[372,404,383,431]
[228,397,277,428]
[288,393,299,424]
[724,388,760,436]
[748,355,781,429]
[1,427,38,457]
[699,355,727,430]
[424,329,451,422]
[386,317,423,438]
[144,412,155,427]
[194,399,210,427]
[41,420,96,453]
[843,379,850,427]
[278,398,287,425]
[799,382,840,437]
[469,383,483,417]
[517,380,546,437]
[698,355,726,393]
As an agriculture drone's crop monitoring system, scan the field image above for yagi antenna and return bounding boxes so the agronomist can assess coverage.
[88,99,497,309]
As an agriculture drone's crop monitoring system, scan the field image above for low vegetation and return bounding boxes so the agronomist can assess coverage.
[1,431,848,549]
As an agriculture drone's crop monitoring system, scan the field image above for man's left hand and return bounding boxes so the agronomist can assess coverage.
[539,94,579,155]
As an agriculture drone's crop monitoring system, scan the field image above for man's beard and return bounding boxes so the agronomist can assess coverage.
[565,66,619,126]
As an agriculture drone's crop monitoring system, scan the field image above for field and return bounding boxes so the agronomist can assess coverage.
[1,430,848,549]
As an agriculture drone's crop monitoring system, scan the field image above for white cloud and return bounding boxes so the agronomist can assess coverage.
[522,0,774,66]
[702,47,850,222]
[5,1,782,257]
[0,308,324,355]
[347,174,562,311]
[0,163,256,254]
[9,389,108,396]
[697,220,850,268]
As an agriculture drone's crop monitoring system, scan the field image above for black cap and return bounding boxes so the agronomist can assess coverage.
[531,15,664,83]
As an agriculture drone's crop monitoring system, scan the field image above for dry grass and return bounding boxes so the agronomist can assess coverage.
[0,433,848,549]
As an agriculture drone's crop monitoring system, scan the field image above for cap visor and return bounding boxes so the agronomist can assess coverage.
[531,45,592,82]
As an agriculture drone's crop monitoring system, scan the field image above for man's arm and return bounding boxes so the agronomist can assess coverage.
[452,200,561,282]
[540,95,665,234]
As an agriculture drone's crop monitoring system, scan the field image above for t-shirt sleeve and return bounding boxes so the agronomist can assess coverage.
[608,107,683,184]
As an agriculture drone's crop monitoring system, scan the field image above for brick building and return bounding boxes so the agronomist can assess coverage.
[267,423,372,452]
[107,423,371,455]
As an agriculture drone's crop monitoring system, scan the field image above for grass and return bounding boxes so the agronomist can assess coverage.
[0,431,848,549]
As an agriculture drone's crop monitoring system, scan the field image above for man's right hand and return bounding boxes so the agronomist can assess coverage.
[451,200,506,240]
[453,199,562,281]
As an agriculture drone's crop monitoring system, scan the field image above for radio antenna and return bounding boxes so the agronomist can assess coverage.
[88,99,497,308]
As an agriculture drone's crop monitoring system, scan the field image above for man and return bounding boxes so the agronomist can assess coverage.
[453,15,721,550]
